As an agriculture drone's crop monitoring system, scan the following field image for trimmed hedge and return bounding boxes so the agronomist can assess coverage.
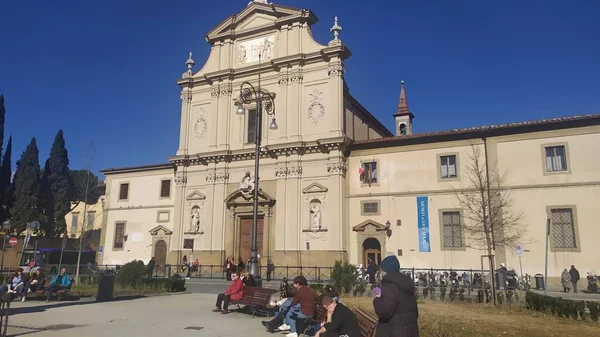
[525,291,599,323]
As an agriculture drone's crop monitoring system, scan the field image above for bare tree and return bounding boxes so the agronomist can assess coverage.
[457,145,526,250]
[455,143,526,303]
[72,142,101,283]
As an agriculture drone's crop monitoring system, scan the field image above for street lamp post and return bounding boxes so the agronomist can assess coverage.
[236,52,277,286]
[1,221,11,273]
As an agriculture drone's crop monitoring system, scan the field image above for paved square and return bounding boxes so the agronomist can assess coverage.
[6,294,271,337]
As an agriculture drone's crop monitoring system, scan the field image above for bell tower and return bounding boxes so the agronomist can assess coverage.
[393,80,414,136]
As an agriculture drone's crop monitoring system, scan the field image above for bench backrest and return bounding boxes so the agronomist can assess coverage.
[354,308,378,337]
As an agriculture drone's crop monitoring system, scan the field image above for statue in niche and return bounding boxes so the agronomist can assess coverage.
[191,206,200,232]
[240,171,255,198]
[309,200,322,230]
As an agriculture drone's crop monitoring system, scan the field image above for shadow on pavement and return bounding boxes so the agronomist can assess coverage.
[2,295,146,316]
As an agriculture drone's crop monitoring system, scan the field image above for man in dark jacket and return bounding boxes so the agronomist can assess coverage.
[569,265,580,293]
[373,256,419,337]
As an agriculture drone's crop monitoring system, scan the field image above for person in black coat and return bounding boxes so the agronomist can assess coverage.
[315,294,360,337]
[373,256,419,337]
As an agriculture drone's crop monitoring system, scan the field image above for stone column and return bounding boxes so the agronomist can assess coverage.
[327,157,348,253]
[327,59,344,138]
[172,166,188,264]
[274,164,288,251]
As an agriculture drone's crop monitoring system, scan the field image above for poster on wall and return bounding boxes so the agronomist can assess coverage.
[416,196,431,252]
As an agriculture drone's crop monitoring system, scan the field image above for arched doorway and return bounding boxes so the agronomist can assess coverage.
[363,238,381,266]
[154,240,167,273]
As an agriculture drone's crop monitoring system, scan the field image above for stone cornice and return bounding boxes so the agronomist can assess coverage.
[169,138,351,166]
[176,49,348,88]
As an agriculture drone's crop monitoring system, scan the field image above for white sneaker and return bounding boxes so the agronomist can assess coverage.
[277,324,291,331]
[21,297,26,302]
[285,333,298,337]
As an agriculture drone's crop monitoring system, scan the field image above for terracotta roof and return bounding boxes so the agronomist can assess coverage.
[101,163,174,174]
[353,113,600,148]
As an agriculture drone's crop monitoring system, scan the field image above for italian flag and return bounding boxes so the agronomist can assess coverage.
[359,162,365,182]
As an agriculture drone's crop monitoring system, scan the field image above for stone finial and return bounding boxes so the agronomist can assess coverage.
[330,16,342,41]
[186,52,195,73]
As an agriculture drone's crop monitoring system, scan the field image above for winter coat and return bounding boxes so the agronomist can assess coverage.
[569,268,580,282]
[225,278,245,301]
[561,271,571,288]
[373,271,419,337]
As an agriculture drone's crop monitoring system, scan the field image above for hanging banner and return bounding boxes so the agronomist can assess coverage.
[416,196,431,252]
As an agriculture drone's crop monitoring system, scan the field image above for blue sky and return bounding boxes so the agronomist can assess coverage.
[1,1,599,176]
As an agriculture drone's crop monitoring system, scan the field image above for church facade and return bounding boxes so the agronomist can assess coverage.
[99,1,600,278]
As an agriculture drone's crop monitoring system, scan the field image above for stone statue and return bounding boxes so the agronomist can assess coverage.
[191,207,200,232]
[240,171,255,198]
[310,202,322,230]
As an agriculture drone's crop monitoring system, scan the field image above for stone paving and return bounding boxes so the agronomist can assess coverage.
[5,293,271,337]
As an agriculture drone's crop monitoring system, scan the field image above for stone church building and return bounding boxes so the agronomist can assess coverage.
[98,1,600,278]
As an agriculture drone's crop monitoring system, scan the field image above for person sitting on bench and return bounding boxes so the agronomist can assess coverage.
[212,270,244,314]
[282,276,318,337]
[315,294,360,337]
[262,278,297,333]
[45,268,72,302]
[29,269,46,293]
[8,268,29,302]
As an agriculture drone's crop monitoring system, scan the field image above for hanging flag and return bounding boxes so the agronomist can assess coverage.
[358,162,365,182]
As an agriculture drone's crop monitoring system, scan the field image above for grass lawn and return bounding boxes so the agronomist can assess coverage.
[71,284,169,297]
[343,297,600,337]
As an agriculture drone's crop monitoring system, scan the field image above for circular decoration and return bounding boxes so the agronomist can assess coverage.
[194,108,208,139]
[308,101,325,124]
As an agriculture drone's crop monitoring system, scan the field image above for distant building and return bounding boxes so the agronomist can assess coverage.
[98,2,600,278]
[65,183,106,239]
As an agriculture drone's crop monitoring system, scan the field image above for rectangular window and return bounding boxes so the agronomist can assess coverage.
[361,161,378,184]
[442,211,462,248]
[87,211,95,229]
[71,213,79,238]
[247,109,257,144]
[119,183,129,200]
[362,202,379,214]
[545,146,567,172]
[440,155,457,179]
[160,180,171,198]
[183,239,194,250]
[114,222,125,249]
[551,208,576,248]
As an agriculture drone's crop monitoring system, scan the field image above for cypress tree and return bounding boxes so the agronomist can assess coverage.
[0,136,12,224]
[43,130,72,237]
[12,137,42,234]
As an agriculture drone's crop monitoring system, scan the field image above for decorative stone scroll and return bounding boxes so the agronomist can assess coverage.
[328,63,344,77]
[308,89,325,125]
[327,162,347,176]
[193,107,208,139]
[175,172,187,186]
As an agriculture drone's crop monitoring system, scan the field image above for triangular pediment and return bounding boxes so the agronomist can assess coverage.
[225,188,276,207]
[302,182,328,194]
[352,220,388,232]
[186,190,206,201]
[206,3,316,42]
[149,225,173,236]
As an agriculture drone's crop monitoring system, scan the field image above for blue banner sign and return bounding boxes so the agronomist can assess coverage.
[417,196,431,252]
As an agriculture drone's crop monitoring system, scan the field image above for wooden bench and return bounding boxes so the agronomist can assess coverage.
[229,286,278,317]
[354,308,378,337]
[295,303,327,337]
[27,279,76,301]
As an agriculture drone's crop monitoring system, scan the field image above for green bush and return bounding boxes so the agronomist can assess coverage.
[331,260,357,294]
[116,260,147,288]
[525,291,597,322]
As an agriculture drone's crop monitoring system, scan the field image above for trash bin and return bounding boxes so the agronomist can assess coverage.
[165,264,172,278]
[96,270,115,302]
[534,273,545,290]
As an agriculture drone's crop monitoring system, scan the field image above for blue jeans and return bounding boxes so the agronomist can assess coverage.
[276,298,293,316]
[284,303,312,333]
